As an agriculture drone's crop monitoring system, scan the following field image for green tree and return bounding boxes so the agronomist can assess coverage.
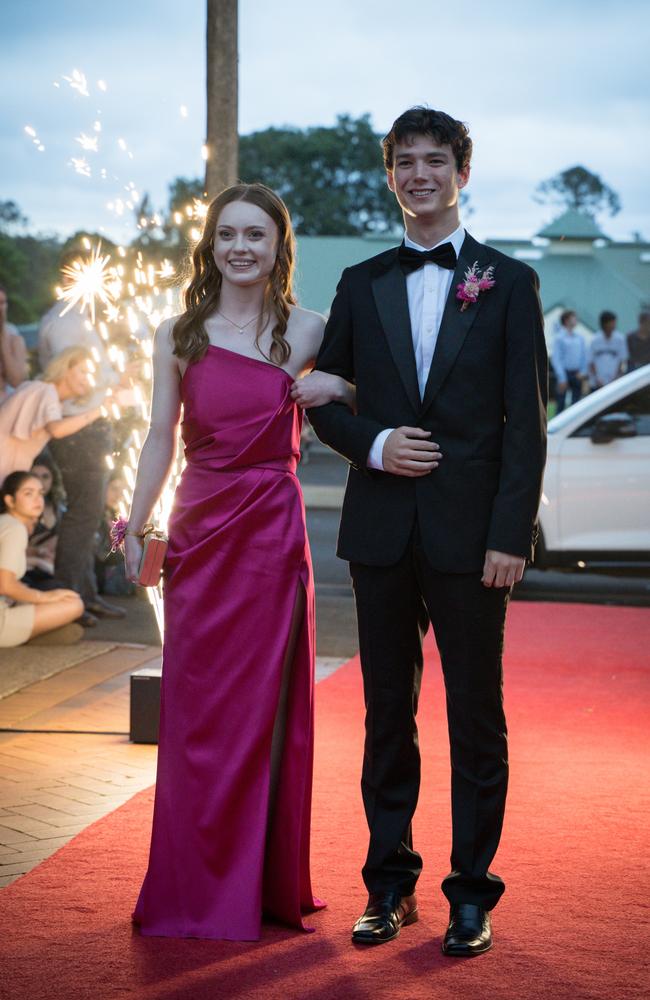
[0,203,61,323]
[239,114,402,235]
[164,115,474,241]
[0,233,32,322]
[0,200,28,233]
[163,177,205,252]
[12,235,62,319]
[534,165,621,216]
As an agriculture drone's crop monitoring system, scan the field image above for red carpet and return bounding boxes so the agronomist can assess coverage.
[2,602,649,1000]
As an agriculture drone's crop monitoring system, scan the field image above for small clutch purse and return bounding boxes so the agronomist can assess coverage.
[109,518,168,587]
[137,526,168,587]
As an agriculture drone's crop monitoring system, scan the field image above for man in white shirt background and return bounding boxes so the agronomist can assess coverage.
[551,309,588,412]
[589,310,628,390]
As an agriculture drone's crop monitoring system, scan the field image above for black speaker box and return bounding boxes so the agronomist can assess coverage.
[130,664,162,744]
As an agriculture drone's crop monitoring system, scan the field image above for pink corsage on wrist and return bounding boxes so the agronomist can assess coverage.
[456,261,496,312]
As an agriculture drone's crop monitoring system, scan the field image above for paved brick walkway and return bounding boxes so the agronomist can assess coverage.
[0,643,348,887]
[0,644,160,887]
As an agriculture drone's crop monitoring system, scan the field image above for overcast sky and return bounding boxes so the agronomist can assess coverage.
[3,0,649,244]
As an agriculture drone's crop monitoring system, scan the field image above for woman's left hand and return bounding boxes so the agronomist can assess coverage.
[124,534,144,583]
[291,371,347,408]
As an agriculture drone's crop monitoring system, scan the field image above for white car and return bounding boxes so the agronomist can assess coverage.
[536,365,650,570]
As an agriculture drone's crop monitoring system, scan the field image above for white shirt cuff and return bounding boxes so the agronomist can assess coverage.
[367,428,394,470]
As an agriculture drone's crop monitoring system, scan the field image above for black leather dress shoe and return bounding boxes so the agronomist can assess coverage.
[351,891,418,945]
[442,903,492,957]
[86,598,127,620]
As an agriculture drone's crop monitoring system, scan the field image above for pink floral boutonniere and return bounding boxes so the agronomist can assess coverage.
[456,261,496,312]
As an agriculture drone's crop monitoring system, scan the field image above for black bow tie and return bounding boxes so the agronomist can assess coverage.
[398,242,457,273]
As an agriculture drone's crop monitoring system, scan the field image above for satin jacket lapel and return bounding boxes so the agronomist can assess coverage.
[371,253,421,413]
[419,233,493,417]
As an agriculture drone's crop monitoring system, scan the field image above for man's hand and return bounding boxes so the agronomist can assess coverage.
[482,550,526,588]
[382,427,442,477]
[557,381,567,393]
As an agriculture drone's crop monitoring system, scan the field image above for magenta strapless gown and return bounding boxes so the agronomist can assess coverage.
[132,345,324,940]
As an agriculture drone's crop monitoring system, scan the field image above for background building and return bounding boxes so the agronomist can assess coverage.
[295,209,650,349]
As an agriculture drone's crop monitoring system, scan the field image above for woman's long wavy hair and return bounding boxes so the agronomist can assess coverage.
[172,183,297,366]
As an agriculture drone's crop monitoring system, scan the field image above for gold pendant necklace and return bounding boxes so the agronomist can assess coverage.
[217,310,261,335]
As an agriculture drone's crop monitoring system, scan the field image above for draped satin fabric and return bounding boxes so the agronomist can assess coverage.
[132,345,323,940]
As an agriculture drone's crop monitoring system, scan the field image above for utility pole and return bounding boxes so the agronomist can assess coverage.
[204,0,238,199]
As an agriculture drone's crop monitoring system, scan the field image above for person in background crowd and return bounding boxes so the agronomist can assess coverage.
[95,473,135,597]
[24,454,65,590]
[0,346,102,485]
[39,261,129,627]
[0,286,29,402]
[589,310,628,390]
[626,311,650,371]
[0,471,84,647]
[551,310,587,413]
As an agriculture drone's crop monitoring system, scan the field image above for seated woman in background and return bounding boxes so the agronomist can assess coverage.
[0,471,84,647]
[24,454,65,590]
[0,345,103,484]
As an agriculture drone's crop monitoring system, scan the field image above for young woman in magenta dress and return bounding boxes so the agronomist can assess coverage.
[124,183,352,941]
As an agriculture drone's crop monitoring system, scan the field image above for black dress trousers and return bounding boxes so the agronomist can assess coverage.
[350,521,510,911]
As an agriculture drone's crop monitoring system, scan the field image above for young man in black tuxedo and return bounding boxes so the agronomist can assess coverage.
[306,107,548,956]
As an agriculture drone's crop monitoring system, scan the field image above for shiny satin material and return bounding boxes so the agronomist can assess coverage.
[133,345,323,940]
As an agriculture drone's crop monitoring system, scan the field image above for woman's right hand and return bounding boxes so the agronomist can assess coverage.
[124,534,144,583]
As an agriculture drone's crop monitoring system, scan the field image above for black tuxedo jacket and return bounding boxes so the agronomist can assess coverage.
[307,232,548,572]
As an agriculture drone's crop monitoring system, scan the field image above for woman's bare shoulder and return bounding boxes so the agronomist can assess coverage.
[289,305,326,335]
[153,314,182,353]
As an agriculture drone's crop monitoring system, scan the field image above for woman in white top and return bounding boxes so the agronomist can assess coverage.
[0,471,84,647]
[0,346,103,484]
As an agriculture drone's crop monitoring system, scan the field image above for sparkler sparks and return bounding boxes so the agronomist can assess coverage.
[58,241,118,324]
[30,66,200,639]
[70,156,92,177]
[62,69,90,97]
[75,132,99,152]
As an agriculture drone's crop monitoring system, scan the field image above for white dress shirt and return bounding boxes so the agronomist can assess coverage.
[551,328,588,382]
[367,224,466,471]
[588,330,628,387]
